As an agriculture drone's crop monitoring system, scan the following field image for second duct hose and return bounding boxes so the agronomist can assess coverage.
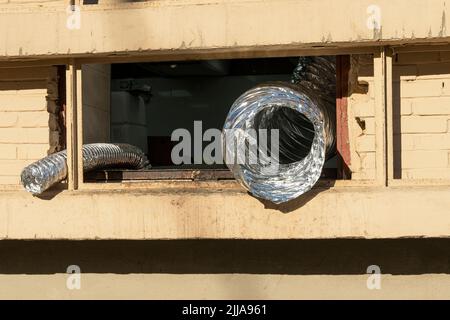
[21,143,149,195]
[223,57,336,203]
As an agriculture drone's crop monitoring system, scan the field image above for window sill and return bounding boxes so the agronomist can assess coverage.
[0,184,449,240]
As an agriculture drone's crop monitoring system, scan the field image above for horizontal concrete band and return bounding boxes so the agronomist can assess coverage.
[0,185,449,239]
[0,0,450,59]
[1,274,449,299]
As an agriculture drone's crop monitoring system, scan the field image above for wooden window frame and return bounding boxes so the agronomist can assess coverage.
[65,47,388,191]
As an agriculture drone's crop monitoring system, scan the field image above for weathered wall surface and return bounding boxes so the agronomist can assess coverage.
[0,1,449,301]
[393,52,450,179]
[348,54,376,180]
[348,52,450,180]
[0,185,449,240]
[0,0,450,59]
[0,66,59,185]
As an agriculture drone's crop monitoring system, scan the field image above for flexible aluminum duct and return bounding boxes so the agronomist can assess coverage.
[21,143,149,195]
[223,57,336,203]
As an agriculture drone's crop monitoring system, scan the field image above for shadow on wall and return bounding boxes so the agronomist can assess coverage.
[0,239,448,275]
[256,184,335,213]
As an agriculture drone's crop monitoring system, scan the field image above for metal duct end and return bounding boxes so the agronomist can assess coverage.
[20,152,68,196]
[21,165,47,195]
[21,143,148,195]
[223,83,328,204]
[222,57,336,204]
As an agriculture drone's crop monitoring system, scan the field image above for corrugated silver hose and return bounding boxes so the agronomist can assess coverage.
[21,143,149,195]
[223,57,336,203]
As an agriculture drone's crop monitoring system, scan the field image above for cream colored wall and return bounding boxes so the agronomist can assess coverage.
[0,66,59,185]
[0,0,450,60]
[348,54,376,180]
[348,51,450,180]
[394,52,450,179]
[1,1,450,299]
[1,185,449,240]
[82,64,111,144]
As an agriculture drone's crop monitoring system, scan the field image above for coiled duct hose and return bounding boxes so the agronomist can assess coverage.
[223,57,336,203]
[21,143,149,195]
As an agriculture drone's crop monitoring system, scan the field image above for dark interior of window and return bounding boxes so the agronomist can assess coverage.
[86,56,338,182]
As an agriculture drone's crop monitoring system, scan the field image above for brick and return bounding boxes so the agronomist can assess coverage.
[0,145,17,159]
[0,128,49,144]
[0,175,19,185]
[49,131,62,146]
[0,67,53,81]
[364,118,375,134]
[0,113,18,127]
[352,101,375,118]
[393,99,413,116]
[0,88,47,96]
[398,150,448,169]
[352,117,375,135]
[399,133,450,150]
[402,168,450,179]
[0,160,37,176]
[410,97,450,115]
[396,116,449,134]
[359,152,376,169]
[350,169,376,180]
[17,144,48,160]
[16,111,49,128]
[46,80,58,99]
[0,81,47,92]
[0,111,48,128]
[47,100,59,114]
[349,92,372,104]
[48,113,61,131]
[356,135,375,152]
[0,93,47,111]
[401,79,450,98]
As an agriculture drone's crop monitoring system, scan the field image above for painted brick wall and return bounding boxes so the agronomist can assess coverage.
[393,52,450,179]
[348,52,450,180]
[0,66,58,185]
[347,54,376,180]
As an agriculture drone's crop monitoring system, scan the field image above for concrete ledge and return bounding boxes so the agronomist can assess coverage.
[0,185,449,239]
[1,0,450,59]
